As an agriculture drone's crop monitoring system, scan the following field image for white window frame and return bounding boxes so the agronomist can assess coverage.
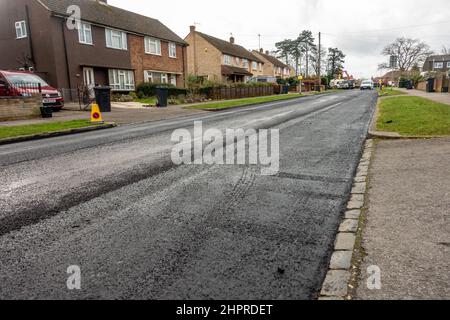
[105,28,127,50]
[224,55,231,65]
[168,42,177,58]
[447,62,450,68]
[108,69,135,91]
[170,74,177,86]
[434,62,444,69]
[15,21,27,39]
[242,59,248,69]
[145,37,162,55]
[252,61,258,71]
[78,22,93,45]
[144,71,171,85]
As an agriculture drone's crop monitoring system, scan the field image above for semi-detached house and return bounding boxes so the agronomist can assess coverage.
[0,0,188,100]
[185,26,264,83]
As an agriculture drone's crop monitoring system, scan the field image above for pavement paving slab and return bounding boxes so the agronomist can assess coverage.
[356,137,450,300]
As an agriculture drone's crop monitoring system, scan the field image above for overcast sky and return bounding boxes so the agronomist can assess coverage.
[109,0,450,79]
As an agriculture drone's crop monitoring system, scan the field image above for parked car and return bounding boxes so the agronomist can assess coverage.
[0,70,64,111]
[360,80,374,90]
[248,76,278,84]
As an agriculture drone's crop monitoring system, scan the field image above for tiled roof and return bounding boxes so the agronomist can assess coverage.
[38,0,187,45]
[252,50,287,68]
[196,32,263,63]
[423,54,450,71]
[221,65,253,76]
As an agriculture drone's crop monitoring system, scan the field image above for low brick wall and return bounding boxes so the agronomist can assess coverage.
[417,81,426,91]
[0,96,42,121]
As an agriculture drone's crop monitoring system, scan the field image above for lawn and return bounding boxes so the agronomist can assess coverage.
[377,88,405,97]
[186,94,304,110]
[377,96,450,136]
[0,120,97,140]
[134,97,157,105]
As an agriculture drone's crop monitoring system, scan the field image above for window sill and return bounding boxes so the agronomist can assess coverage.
[106,46,128,51]
[145,52,162,56]
[79,42,94,46]
[16,36,27,40]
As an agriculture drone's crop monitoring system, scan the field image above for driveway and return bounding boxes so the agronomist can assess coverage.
[399,88,450,105]
[0,102,205,127]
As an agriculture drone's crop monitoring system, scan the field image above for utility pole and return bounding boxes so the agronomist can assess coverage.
[318,32,322,92]
[258,34,261,50]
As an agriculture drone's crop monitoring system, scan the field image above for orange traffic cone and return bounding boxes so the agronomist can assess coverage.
[90,104,104,124]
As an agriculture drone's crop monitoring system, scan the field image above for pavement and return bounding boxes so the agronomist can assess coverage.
[0,91,377,299]
[0,102,205,127]
[356,138,450,300]
[399,88,450,105]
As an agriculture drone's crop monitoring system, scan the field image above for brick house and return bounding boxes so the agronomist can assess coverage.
[251,49,290,79]
[422,55,450,73]
[185,26,264,83]
[0,0,187,100]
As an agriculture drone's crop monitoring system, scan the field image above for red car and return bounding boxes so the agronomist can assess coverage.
[0,70,64,111]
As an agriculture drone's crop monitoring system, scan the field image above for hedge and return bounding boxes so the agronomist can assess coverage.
[136,83,188,98]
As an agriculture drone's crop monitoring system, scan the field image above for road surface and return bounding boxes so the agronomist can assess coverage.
[0,91,377,299]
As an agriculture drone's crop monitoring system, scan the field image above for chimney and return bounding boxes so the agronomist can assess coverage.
[230,36,235,44]
[265,50,269,55]
[190,25,196,33]
[259,48,263,53]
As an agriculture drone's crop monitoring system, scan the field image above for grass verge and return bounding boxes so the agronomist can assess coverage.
[377,88,405,97]
[185,94,305,110]
[0,120,97,140]
[377,96,450,136]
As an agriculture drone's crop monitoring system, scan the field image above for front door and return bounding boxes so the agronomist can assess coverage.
[83,67,95,86]
[83,67,95,97]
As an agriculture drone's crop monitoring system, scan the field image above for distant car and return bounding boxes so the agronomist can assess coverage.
[337,80,350,89]
[360,80,374,90]
[0,70,64,111]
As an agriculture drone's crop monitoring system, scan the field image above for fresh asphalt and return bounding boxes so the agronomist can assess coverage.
[0,90,377,299]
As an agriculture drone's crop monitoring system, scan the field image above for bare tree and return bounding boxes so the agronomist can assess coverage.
[379,38,433,71]
[441,46,450,55]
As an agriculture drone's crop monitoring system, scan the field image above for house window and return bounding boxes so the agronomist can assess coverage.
[252,61,258,71]
[447,62,450,68]
[108,69,135,91]
[243,59,248,68]
[15,21,27,39]
[106,29,127,50]
[145,37,162,55]
[78,22,93,45]
[169,43,177,58]
[434,62,444,69]
[224,55,231,65]
[170,74,177,86]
